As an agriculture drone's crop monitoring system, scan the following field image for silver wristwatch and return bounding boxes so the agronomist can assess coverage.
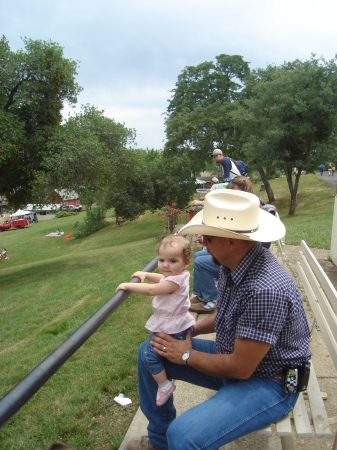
[182,348,193,365]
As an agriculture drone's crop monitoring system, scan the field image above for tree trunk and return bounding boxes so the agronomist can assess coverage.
[255,161,275,202]
[285,166,301,216]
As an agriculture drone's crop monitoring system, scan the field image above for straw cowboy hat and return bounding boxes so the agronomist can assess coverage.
[179,190,285,242]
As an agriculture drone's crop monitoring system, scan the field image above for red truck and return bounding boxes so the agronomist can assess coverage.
[0,218,30,231]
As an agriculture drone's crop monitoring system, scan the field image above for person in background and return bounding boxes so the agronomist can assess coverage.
[211,148,241,181]
[190,177,219,209]
[319,163,325,176]
[209,176,219,190]
[188,235,220,314]
[116,235,195,407]
[226,175,253,194]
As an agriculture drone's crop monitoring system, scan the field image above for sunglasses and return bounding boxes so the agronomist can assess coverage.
[202,235,214,245]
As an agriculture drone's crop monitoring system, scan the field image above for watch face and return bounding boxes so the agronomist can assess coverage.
[182,350,192,363]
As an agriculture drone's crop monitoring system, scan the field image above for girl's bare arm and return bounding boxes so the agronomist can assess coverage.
[115,279,178,296]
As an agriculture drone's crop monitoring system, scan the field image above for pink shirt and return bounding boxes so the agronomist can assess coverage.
[145,271,196,334]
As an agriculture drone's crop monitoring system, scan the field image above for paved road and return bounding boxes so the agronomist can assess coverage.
[317,170,337,190]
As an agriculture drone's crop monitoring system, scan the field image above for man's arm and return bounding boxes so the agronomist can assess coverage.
[151,332,271,380]
[193,313,216,336]
[221,158,231,179]
[187,338,271,379]
[191,199,204,207]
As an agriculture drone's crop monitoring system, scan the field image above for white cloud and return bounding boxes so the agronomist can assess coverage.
[3,0,337,149]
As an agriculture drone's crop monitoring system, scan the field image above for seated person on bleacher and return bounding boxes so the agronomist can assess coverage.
[125,190,311,450]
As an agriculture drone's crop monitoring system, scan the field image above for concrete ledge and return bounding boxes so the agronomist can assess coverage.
[119,379,216,450]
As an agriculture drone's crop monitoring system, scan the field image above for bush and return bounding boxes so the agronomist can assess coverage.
[157,203,183,234]
[73,207,109,238]
[55,211,77,218]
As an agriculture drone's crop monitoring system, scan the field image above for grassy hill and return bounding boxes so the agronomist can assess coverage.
[0,173,335,449]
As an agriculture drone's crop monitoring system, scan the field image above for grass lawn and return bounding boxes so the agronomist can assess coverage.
[257,173,335,248]
[0,173,335,449]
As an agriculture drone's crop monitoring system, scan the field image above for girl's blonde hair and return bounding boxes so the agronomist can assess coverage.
[159,235,191,262]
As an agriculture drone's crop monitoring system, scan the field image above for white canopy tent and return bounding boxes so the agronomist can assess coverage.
[11,209,31,217]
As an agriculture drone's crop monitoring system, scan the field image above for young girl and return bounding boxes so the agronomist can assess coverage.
[116,235,195,406]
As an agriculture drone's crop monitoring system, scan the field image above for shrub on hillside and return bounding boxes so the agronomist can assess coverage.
[55,211,77,218]
[73,207,109,238]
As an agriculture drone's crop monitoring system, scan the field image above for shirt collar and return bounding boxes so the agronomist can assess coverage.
[224,242,263,285]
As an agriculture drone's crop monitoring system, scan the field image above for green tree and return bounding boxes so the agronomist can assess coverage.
[164,54,250,174]
[233,55,337,215]
[35,105,136,213]
[0,36,82,208]
[143,149,196,211]
[102,149,154,221]
[104,149,195,222]
[37,107,194,225]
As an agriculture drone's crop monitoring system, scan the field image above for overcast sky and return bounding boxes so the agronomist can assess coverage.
[2,0,337,149]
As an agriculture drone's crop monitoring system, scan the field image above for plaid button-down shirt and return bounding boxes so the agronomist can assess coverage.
[215,243,311,378]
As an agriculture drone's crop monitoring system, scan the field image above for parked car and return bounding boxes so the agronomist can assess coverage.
[61,204,82,212]
[67,205,82,212]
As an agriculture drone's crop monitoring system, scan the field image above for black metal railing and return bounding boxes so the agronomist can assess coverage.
[0,256,158,429]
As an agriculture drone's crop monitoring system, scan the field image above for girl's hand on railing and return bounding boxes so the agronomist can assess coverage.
[115,283,128,292]
[131,271,147,283]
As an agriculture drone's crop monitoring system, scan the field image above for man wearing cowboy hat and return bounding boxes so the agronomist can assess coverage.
[126,190,311,450]
[212,148,241,181]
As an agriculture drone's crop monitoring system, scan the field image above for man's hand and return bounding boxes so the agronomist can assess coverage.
[151,331,193,365]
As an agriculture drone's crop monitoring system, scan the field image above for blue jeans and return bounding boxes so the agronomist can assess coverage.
[138,337,299,450]
[145,329,193,375]
[193,250,219,302]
